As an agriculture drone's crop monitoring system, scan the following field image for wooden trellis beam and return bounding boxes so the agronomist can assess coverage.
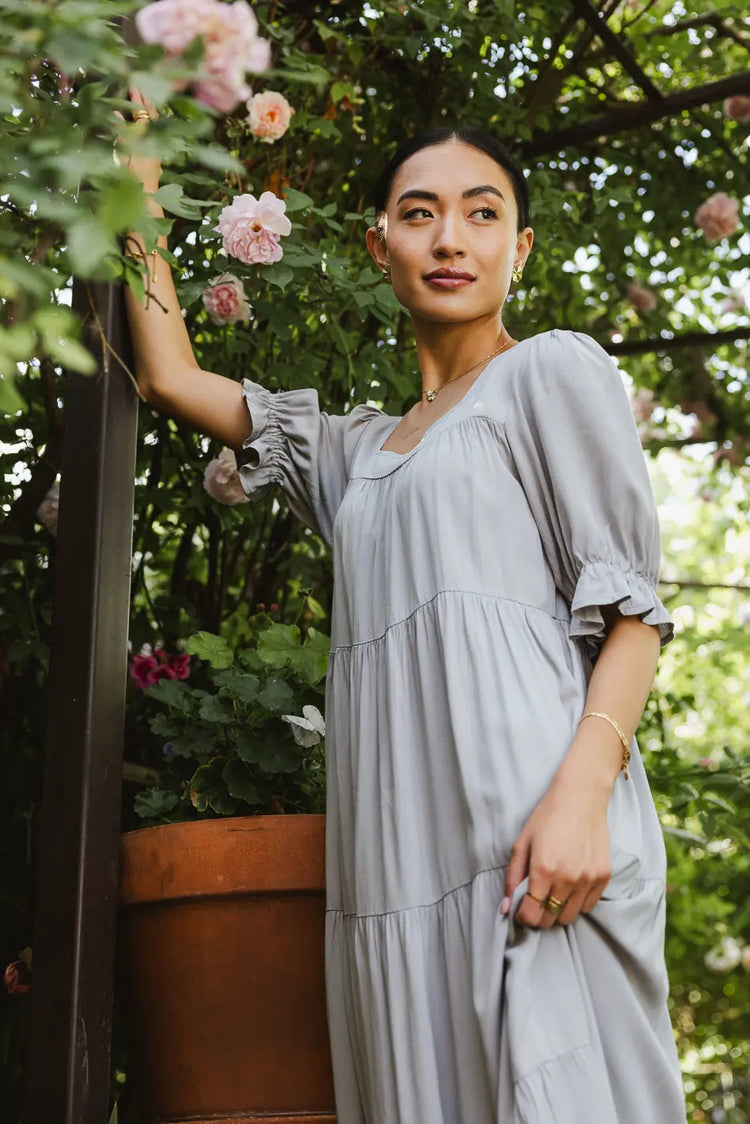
[520,71,750,155]
[568,0,663,100]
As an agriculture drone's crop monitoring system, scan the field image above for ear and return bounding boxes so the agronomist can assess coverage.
[515,226,534,270]
[365,225,389,273]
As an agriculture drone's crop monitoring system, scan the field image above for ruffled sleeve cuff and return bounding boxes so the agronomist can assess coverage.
[569,559,675,650]
[238,378,317,501]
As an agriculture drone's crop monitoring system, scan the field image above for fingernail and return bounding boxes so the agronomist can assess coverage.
[500,896,510,915]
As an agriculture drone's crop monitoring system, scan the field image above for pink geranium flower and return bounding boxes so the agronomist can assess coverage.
[694,193,740,242]
[130,649,191,688]
[202,273,252,324]
[203,447,248,504]
[135,0,271,114]
[724,96,750,123]
[626,282,657,312]
[630,387,657,422]
[214,191,291,264]
[246,91,294,143]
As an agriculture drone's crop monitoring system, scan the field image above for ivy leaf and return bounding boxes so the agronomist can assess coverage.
[186,631,234,669]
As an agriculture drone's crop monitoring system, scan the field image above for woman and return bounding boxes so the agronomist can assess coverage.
[123,107,687,1122]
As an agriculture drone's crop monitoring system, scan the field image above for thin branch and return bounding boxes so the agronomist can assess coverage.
[568,0,663,99]
[605,327,750,357]
[520,70,750,153]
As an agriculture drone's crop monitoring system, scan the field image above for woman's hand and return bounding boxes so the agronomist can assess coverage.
[114,86,162,192]
[501,776,612,929]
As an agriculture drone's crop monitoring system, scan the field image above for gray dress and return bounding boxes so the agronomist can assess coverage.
[238,328,687,1124]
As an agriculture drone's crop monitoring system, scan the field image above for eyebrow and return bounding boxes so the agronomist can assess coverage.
[396,184,506,205]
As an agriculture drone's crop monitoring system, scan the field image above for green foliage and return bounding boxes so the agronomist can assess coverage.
[1,1,749,1120]
[132,621,329,825]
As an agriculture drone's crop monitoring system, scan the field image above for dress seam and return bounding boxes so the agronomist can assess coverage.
[326,862,508,920]
[331,588,569,654]
[327,869,666,921]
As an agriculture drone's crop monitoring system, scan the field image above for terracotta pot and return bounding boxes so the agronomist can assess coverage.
[119,815,336,1123]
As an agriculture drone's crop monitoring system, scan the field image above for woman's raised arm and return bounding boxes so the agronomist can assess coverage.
[121,92,252,451]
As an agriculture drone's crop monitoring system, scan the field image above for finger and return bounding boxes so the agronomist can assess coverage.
[501,835,531,914]
[129,85,159,120]
[555,886,587,926]
[580,878,608,915]
[515,875,550,929]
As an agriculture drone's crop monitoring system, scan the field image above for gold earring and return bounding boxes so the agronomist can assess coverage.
[382,264,391,283]
[512,263,524,283]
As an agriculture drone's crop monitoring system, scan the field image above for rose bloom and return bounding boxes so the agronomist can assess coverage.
[246,91,294,143]
[203,447,248,504]
[202,273,252,324]
[136,0,271,113]
[704,936,743,974]
[215,191,291,265]
[626,282,657,312]
[694,192,740,242]
[724,96,750,122]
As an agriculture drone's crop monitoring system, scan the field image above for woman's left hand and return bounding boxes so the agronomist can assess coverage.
[501,778,612,929]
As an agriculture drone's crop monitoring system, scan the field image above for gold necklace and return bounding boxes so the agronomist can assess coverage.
[422,337,517,402]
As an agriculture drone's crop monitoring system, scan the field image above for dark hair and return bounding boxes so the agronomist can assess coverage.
[373,127,530,232]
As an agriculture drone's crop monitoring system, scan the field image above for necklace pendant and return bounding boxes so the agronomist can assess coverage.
[425,388,437,402]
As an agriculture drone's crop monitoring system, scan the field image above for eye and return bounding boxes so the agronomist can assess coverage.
[472,206,498,220]
[403,207,433,219]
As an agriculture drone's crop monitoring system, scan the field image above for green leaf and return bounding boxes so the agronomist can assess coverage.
[144,678,194,712]
[236,730,300,773]
[198,694,234,723]
[0,373,25,414]
[282,188,314,214]
[256,676,296,712]
[222,758,261,806]
[98,177,145,233]
[296,627,331,686]
[153,183,204,218]
[262,263,295,291]
[256,623,301,669]
[186,631,234,669]
[213,668,260,703]
[189,758,239,815]
[134,788,179,820]
[66,217,117,275]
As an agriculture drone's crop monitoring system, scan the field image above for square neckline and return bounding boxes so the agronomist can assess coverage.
[375,337,532,459]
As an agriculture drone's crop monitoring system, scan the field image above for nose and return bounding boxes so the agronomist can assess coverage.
[432,212,466,260]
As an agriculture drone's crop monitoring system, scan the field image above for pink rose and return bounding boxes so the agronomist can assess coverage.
[36,481,59,536]
[694,193,740,242]
[630,387,657,422]
[720,289,746,315]
[136,0,271,114]
[203,447,248,504]
[246,91,294,143]
[214,191,291,265]
[626,282,657,312]
[724,96,750,123]
[202,273,252,324]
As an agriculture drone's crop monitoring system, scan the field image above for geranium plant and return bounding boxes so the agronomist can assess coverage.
[133,619,330,824]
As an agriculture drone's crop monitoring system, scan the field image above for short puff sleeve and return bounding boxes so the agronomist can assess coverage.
[238,379,382,544]
[505,330,674,657]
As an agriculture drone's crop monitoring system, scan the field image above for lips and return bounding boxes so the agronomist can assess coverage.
[423,268,475,281]
[423,268,476,290]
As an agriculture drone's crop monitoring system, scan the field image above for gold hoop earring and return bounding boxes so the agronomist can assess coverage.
[512,263,524,283]
[382,264,391,284]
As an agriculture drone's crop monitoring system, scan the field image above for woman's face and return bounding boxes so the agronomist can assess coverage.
[367,141,533,325]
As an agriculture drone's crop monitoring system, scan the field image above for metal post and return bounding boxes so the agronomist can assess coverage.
[25,279,138,1124]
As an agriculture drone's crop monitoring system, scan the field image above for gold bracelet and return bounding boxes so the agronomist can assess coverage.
[125,247,158,283]
[578,711,632,780]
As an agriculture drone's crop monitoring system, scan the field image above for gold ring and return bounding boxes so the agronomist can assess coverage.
[132,110,151,122]
[525,891,548,906]
[544,895,566,914]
